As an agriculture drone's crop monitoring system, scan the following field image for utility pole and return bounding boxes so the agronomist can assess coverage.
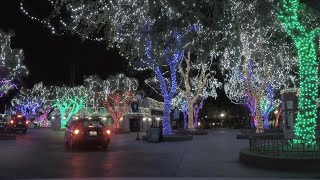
[70,63,75,87]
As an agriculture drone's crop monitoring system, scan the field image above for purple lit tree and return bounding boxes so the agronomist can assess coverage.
[0,30,28,96]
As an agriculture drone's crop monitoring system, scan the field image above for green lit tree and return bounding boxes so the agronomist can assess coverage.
[277,0,320,145]
[53,86,88,129]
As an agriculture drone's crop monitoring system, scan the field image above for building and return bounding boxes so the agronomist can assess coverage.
[280,88,299,131]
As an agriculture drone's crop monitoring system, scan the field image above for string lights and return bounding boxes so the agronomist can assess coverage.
[0,30,28,96]
[278,0,320,145]
[177,52,221,129]
[85,74,138,131]
[222,0,297,133]
[53,86,88,129]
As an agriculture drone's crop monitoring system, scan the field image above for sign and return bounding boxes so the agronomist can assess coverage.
[148,127,160,143]
[131,101,139,112]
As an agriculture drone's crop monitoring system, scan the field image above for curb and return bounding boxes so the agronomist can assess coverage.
[239,148,320,171]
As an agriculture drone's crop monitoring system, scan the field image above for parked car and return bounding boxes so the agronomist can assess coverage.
[64,118,111,151]
[7,114,29,134]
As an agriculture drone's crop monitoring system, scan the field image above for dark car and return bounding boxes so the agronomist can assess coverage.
[7,114,29,134]
[64,118,111,151]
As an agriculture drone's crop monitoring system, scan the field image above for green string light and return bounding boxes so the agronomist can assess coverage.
[278,0,319,145]
[53,96,84,129]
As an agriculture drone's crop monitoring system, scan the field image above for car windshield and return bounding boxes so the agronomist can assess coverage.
[77,119,104,128]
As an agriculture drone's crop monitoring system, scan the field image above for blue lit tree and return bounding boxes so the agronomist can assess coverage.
[12,88,41,118]
[12,82,53,126]
[260,83,281,129]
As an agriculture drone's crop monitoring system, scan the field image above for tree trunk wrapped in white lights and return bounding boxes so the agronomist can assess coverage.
[177,53,221,130]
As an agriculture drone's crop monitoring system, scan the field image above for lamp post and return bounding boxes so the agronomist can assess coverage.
[220,113,225,128]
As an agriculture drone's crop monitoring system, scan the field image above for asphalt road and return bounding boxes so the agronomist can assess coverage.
[0,129,319,179]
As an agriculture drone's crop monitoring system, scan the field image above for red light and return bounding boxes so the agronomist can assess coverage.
[106,130,111,135]
[74,129,80,135]
[10,120,13,124]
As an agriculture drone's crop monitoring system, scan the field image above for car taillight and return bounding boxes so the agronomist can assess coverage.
[26,121,29,124]
[10,120,14,124]
[74,129,80,135]
[106,130,111,135]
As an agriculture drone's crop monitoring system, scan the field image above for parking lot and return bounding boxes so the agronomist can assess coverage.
[0,129,319,179]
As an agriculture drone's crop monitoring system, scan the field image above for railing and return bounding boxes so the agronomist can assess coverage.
[126,107,150,115]
[249,137,320,156]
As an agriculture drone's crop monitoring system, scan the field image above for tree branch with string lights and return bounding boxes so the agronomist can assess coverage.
[101,74,138,131]
[85,74,138,131]
[0,30,28,97]
[177,53,221,129]
[53,86,88,129]
[12,88,41,118]
[222,0,297,133]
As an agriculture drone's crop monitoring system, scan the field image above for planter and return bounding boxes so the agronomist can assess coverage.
[142,134,193,142]
[175,129,208,136]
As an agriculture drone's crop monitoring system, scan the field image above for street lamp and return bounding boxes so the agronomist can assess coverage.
[274,110,278,114]
[220,113,225,117]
